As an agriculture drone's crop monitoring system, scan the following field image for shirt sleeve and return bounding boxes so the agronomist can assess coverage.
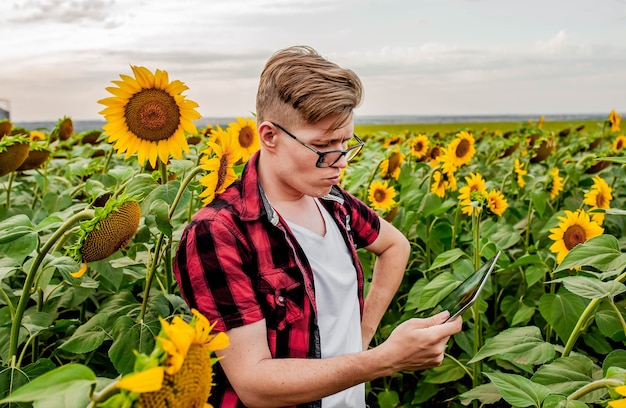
[173,210,264,332]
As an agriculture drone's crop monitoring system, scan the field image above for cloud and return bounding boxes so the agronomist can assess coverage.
[8,0,123,26]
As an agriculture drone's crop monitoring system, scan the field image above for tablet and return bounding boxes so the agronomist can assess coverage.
[430,251,501,322]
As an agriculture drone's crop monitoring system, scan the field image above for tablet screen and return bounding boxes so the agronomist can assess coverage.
[429,251,501,322]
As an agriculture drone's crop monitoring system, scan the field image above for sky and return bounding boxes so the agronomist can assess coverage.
[1,0,626,123]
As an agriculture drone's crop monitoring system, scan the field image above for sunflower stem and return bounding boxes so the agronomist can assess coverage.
[562,271,626,357]
[101,148,115,175]
[5,170,15,208]
[138,232,166,322]
[8,208,95,365]
[471,211,482,392]
[159,159,168,185]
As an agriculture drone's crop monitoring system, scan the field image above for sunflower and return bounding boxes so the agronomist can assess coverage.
[410,134,429,159]
[608,385,626,408]
[446,131,476,167]
[430,170,453,198]
[548,167,564,199]
[613,134,626,151]
[458,173,488,216]
[583,176,612,225]
[427,145,444,168]
[29,130,46,142]
[549,210,604,264]
[368,180,397,212]
[113,309,230,408]
[0,119,12,140]
[609,109,622,133]
[227,117,260,163]
[380,148,405,180]
[98,65,201,168]
[0,135,30,177]
[199,126,242,205]
[514,158,527,188]
[383,134,404,148]
[71,196,141,276]
[485,189,508,216]
[55,116,74,141]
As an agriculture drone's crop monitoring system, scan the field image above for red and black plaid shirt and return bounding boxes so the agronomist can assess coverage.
[173,151,380,408]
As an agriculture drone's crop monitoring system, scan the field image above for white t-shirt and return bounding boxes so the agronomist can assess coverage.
[286,199,365,408]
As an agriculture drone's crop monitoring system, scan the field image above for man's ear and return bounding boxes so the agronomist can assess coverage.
[258,121,278,150]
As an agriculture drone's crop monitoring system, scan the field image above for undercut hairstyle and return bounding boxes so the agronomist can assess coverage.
[256,45,363,130]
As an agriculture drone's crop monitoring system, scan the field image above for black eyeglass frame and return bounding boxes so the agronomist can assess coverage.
[271,122,365,168]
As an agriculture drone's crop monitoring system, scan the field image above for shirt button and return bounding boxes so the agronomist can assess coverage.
[277,295,285,305]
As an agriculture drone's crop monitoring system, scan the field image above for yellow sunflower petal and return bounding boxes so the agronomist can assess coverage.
[70,263,88,278]
[115,366,165,393]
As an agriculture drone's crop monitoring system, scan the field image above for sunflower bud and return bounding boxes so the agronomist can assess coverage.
[0,119,12,139]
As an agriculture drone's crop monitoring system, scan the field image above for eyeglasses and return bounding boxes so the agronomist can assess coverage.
[271,122,365,168]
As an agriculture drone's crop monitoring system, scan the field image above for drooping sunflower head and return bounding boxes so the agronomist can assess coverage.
[72,196,141,265]
[55,116,74,141]
[380,148,405,180]
[485,189,508,216]
[199,126,242,205]
[530,138,556,163]
[608,109,622,133]
[80,129,103,145]
[98,65,201,168]
[228,117,260,163]
[549,210,604,264]
[410,134,429,159]
[368,180,397,212]
[0,135,31,177]
[16,142,51,171]
[613,135,626,152]
[0,119,12,139]
[446,131,476,167]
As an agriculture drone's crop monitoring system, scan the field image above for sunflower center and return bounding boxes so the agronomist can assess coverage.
[563,225,586,250]
[617,140,624,150]
[595,193,606,208]
[239,126,255,148]
[373,189,387,202]
[456,139,469,158]
[125,89,181,142]
[414,141,424,152]
[388,152,402,172]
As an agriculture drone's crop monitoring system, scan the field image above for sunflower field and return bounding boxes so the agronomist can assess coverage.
[0,65,625,408]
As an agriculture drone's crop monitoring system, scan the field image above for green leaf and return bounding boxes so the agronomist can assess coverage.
[420,193,442,218]
[525,264,547,288]
[511,303,535,327]
[603,350,626,375]
[423,356,467,384]
[531,355,603,401]
[125,173,159,199]
[0,364,95,403]
[470,326,555,365]
[538,291,588,344]
[485,372,551,408]
[58,313,109,354]
[427,248,467,271]
[404,279,427,312]
[377,389,399,408]
[531,190,549,217]
[596,309,626,341]
[557,276,626,299]
[149,198,173,237]
[542,395,589,408]
[418,272,460,311]
[458,383,502,406]
[555,235,623,272]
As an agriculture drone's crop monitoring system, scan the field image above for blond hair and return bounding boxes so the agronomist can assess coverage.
[256,45,363,130]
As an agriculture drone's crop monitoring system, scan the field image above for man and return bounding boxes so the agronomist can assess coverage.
[174,45,462,408]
